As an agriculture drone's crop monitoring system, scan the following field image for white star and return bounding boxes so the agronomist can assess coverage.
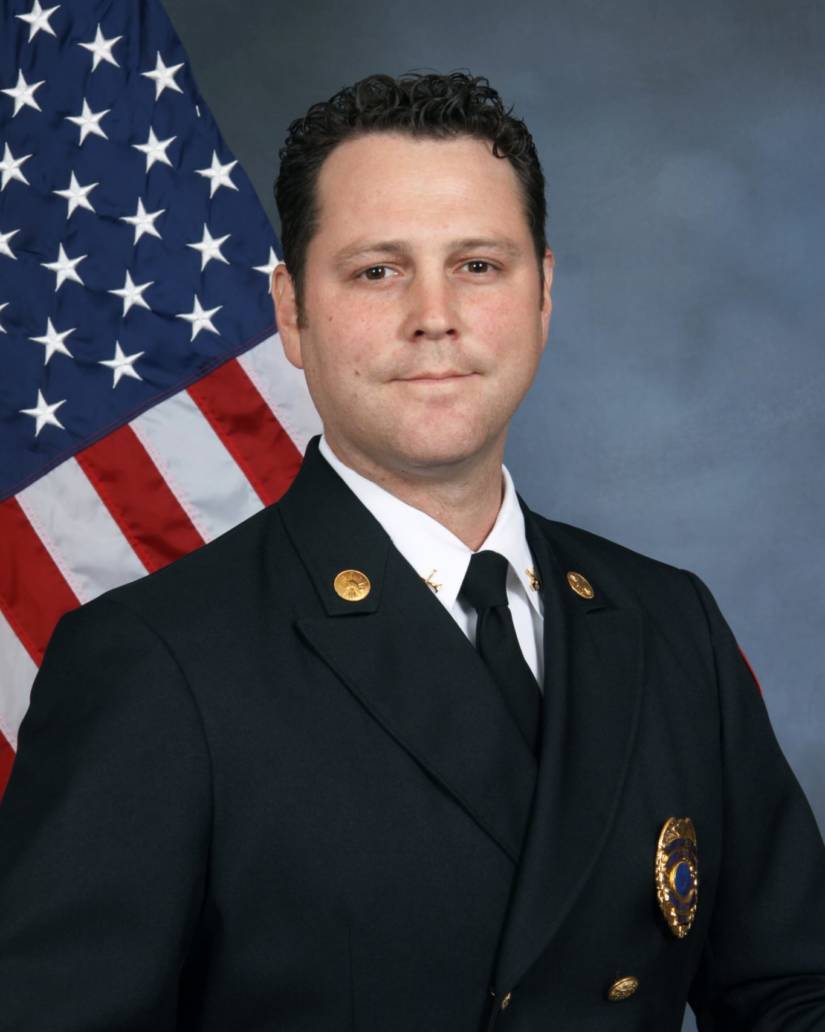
[41,243,86,291]
[107,270,153,316]
[119,197,164,244]
[0,143,32,190]
[66,98,110,145]
[187,223,230,270]
[15,0,60,42]
[77,24,122,70]
[253,246,279,277]
[133,127,176,172]
[29,316,75,363]
[176,294,221,340]
[53,171,97,217]
[20,389,66,437]
[2,69,45,117]
[0,227,19,259]
[141,51,184,100]
[195,150,238,197]
[0,302,8,333]
[99,340,143,387]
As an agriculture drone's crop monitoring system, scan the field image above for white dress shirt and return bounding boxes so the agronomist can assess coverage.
[319,436,545,688]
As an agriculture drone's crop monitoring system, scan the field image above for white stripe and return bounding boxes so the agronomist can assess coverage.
[0,609,37,749]
[17,458,148,604]
[237,332,322,452]
[131,389,262,542]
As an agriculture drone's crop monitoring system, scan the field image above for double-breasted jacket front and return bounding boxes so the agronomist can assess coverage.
[1,439,824,1031]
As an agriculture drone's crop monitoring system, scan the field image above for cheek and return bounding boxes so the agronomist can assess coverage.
[311,328,371,387]
[471,305,544,400]
[472,295,539,359]
[334,309,392,375]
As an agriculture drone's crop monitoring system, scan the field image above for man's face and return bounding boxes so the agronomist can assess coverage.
[274,132,554,481]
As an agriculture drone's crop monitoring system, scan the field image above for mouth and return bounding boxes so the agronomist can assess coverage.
[395,371,475,382]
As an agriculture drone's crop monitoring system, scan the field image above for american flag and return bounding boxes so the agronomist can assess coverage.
[0,0,320,798]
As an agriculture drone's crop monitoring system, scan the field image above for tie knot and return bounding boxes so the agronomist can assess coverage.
[459,550,510,611]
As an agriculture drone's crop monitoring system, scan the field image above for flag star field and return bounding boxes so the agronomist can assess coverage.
[0,0,287,497]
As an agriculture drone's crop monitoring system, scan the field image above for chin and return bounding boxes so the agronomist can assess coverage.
[381,425,497,473]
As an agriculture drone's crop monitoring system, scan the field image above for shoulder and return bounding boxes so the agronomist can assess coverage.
[65,503,290,643]
[533,512,695,593]
[529,511,716,639]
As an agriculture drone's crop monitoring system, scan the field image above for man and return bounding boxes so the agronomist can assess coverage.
[0,71,823,1031]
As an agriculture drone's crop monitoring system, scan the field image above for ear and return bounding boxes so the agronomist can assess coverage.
[540,248,554,345]
[272,263,304,370]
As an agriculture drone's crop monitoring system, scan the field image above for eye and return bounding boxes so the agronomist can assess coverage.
[358,265,396,281]
[462,260,496,274]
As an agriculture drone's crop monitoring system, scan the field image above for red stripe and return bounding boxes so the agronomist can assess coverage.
[0,497,79,665]
[75,424,205,573]
[0,729,15,802]
[187,359,302,506]
[738,644,764,697]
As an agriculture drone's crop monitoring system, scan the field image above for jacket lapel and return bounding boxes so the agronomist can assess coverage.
[491,508,645,993]
[278,441,538,864]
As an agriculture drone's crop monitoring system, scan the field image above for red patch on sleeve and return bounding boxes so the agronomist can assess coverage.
[737,645,764,697]
[0,730,15,803]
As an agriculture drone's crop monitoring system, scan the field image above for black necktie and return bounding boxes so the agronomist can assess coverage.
[459,550,542,756]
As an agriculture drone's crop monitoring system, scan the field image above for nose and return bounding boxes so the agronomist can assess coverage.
[402,270,459,342]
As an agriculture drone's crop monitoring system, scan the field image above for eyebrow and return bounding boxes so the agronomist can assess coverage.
[332,237,524,266]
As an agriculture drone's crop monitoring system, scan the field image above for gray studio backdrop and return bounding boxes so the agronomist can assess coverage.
[165,1,823,1027]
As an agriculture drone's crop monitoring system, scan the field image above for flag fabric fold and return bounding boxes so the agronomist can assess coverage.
[0,0,320,797]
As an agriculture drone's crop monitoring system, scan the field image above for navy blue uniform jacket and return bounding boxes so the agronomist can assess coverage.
[1,438,824,1031]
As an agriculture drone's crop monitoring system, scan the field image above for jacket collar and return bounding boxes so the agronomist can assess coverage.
[278,438,539,863]
[318,435,541,619]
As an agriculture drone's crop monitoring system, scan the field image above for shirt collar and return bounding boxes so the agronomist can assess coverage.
[318,436,541,614]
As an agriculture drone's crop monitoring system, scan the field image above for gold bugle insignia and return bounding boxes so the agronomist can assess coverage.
[423,570,442,593]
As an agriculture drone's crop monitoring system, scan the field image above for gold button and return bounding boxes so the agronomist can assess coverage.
[500,991,512,1010]
[333,569,371,602]
[607,976,639,1001]
[566,570,595,599]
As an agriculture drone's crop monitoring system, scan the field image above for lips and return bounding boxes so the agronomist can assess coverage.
[397,371,473,381]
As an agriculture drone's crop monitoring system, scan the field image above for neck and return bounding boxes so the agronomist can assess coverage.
[323,434,507,551]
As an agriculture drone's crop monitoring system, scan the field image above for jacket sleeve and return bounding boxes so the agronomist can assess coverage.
[684,571,825,1030]
[0,597,212,1032]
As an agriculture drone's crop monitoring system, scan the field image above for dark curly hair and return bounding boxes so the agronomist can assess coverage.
[274,71,547,322]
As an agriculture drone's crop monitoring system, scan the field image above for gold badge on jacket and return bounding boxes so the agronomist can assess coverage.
[655,817,698,938]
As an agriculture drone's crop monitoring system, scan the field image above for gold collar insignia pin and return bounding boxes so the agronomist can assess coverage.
[333,569,371,602]
[422,570,442,594]
[566,570,595,599]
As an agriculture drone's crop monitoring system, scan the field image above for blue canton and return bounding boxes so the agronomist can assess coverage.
[0,0,281,499]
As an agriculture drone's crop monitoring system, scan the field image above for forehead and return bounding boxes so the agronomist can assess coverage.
[311,132,529,245]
